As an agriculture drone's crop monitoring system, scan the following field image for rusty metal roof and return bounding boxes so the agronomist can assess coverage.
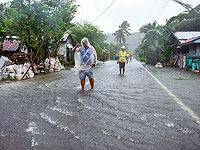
[2,40,20,51]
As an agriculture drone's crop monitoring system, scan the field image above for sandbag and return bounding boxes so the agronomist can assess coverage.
[14,65,23,74]
[28,70,34,78]
[6,65,15,73]
[15,74,23,80]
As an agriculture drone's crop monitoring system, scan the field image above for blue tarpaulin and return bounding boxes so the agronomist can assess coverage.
[194,39,200,43]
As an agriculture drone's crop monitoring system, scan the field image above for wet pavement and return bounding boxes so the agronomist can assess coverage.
[0,60,200,150]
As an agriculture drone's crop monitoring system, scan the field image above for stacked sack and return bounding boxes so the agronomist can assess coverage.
[0,56,13,80]
[49,57,55,72]
[14,65,24,80]
[2,63,35,81]
[6,65,16,79]
[54,57,62,72]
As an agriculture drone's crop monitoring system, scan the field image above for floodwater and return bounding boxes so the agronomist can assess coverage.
[0,60,200,150]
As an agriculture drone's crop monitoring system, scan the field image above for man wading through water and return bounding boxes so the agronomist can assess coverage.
[117,46,128,75]
[72,37,97,91]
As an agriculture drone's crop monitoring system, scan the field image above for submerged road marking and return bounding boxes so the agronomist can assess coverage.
[141,64,200,127]
[108,67,114,71]
[77,78,96,89]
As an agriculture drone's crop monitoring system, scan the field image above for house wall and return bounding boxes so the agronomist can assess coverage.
[58,43,66,56]
[66,36,74,62]
[188,44,200,57]
[66,37,73,45]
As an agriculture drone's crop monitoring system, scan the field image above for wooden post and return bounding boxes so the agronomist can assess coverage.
[30,49,36,75]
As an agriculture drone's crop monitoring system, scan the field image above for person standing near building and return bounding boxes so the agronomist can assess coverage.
[72,37,97,91]
[117,46,127,75]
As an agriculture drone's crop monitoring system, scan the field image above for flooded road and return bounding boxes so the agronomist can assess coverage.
[0,60,200,150]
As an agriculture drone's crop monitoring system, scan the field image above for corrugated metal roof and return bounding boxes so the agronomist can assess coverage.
[179,36,200,46]
[173,32,200,43]
[2,40,20,51]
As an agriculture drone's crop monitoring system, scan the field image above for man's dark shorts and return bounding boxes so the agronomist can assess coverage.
[79,68,93,80]
[119,62,125,69]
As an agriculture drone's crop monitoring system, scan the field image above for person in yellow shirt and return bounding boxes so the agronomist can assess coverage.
[117,46,128,75]
[126,53,130,63]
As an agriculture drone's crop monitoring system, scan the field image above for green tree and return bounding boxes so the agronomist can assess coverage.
[175,4,200,31]
[2,0,77,62]
[0,2,8,52]
[137,21,174,65]
[68,21,107,59]
[113,21,131,44]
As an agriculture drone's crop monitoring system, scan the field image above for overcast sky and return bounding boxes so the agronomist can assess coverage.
[1,0,200,33]
[73,0,200,33]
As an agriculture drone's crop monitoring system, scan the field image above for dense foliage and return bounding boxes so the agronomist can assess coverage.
[68,21,119,61]
[135,4,200,65]
[0,0,78,61]
[113,21,131,44]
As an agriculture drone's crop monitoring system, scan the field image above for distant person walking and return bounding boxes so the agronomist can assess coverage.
[130,54,132,62]
[117,46,127,75]
[126,53,130,63]
[72,37,97,91]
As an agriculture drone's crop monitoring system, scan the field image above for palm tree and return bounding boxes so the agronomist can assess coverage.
[113,21,131,44]
[139,21,157,33]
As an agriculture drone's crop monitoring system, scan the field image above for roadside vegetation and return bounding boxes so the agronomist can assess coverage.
[134,3,200,65]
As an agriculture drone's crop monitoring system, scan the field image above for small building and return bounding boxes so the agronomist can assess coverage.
[58,34,74,63]
[179,36,200,72]
[171,32,200,72]
[2,39,20,57]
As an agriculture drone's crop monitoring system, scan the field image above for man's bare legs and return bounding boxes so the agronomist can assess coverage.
[81,80,85,91]
[90,78,94,89]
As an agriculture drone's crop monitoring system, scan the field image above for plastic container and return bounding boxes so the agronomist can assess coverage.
[15,74,23,80]
[9,73,15,79]
[28,70,34,78]
[14,65,23,74]
[6,65,15,73]
[0,73,2,80]
[3,73,8,79]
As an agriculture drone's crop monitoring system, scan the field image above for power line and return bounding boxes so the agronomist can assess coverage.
[145,0,158,22]
[92,0,117,23]
[155,0,170,21]
[151,0,158,10]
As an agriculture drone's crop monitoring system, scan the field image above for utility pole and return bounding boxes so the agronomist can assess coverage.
[109,49,110,61]
[155,40,159,63]
[172,0,200,14]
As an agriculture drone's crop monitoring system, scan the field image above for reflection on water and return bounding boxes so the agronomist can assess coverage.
[0,61,199,150]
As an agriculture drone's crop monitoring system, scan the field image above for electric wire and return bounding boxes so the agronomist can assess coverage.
[92,0,117,23]
[145,0,159,23]
[155,0,170,21]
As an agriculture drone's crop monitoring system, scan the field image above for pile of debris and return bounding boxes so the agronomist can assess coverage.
[0,56,35,80]
[155,62,163,68]
[37,57,65,73]
[0,56,65,81]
